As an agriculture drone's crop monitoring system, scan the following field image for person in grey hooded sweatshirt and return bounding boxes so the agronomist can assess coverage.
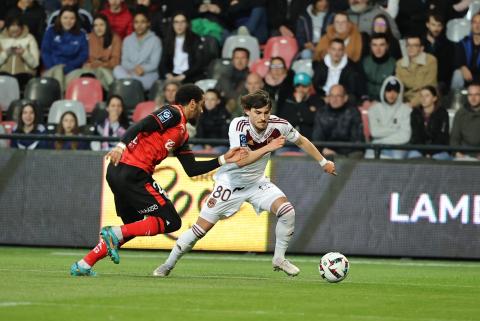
[113,7,161,91]
[365,75,411,159]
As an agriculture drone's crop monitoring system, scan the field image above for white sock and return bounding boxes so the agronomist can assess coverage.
[273,202,295,261]
[164,224,206,268]
[112,226,123,242]
[78,259,91,269]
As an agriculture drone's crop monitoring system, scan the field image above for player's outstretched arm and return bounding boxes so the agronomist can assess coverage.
[295,135,337,175]
[235,135,286,167]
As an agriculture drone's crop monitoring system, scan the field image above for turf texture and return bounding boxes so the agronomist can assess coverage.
[0,246,479,321]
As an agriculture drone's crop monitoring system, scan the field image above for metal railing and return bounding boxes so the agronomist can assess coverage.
[1,133,480,159]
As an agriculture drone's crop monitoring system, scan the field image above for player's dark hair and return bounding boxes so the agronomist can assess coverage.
[241,90,271,110]
[175,84,204,106]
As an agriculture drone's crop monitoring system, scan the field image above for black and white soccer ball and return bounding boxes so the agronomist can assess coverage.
[319,252,349,283]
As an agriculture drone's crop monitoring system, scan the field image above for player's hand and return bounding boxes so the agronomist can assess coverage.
[223,147,249,163]
[106,146,124,166]
[323,160,337,176]
[266,135,286,152]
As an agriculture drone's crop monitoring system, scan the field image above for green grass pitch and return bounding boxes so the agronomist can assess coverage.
[0,246,479,321]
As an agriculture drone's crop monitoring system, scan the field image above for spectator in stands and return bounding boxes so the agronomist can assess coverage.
[137,0,168,39]
[10,101,47,149]
[226,0,268,44]
[195,88,230,153]
[6,0,47,46]
[312,84,364,157]
[396,35,437,107]
[394,0,428,37]
[347,0,400,39]
[369,13,401,59]
[215,47,249,114]
[296,0,333,60]
[314,12,364,63]
[47,0,93,33]
[154,80,180,106]
[91,94,128,151]
[113,7,161,91]
[424,13,454,93]
[66,13,121,90]
[450,82,480,160]
[312,38,365,102]
[41,6,89,92]
[408,85,451,160]
[267,0,309,38]
[0,14,40,90]
[230,72,264,117]
[278,72,323,141]
[100,0,133,40]
[192,0,228,43]
[451,12,480,90]
[361,33,395,101]
[366,76,411,159]
[263,56,294,114]
[160,12,205,84]
[53,110,89,150]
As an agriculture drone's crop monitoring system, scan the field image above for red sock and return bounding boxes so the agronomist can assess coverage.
[83,239,107,266]
[120,216,165,239]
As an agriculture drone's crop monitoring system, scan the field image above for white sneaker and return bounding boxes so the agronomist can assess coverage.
[272,257,300,277]
[152,263,173,277]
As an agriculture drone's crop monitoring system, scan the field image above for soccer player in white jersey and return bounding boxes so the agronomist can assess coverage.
[153,90,336,277]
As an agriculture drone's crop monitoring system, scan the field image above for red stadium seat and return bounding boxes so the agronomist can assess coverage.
[65,77,104,113]
[249,58,270,78]
[263,36,299,68]
[132,101,156,123]
[1,121,17,134]
[358,105,371,142]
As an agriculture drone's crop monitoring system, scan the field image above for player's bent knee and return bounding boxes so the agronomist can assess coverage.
[164,216,182,233]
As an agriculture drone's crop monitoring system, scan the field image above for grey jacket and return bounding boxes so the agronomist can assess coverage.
[121,30,162,74]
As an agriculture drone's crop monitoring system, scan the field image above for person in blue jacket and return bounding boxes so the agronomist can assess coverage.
[41,5,88,92]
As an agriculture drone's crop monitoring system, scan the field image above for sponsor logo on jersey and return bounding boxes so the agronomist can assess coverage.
[158,109,173,123]
[138,204,159,214]
[165,139,175,151]
[207,197,217,208]
[239,134,247,147]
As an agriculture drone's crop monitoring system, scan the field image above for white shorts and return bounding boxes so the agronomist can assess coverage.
[200,178,286,224]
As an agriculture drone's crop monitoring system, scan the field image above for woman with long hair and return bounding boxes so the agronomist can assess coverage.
[160,12,205,84]
[408,85,450,160]
[54,111,89,150]
[11,101,47,149]
[66,13,122,89]
[41,5,88,91]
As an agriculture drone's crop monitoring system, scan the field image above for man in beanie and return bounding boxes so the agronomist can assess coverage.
[366,76,412,159]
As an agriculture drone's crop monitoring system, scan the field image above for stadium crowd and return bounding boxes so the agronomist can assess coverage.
[0,0,479,160]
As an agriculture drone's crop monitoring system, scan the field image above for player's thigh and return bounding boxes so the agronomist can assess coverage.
[200,182,247,224]
[247,181,286,214]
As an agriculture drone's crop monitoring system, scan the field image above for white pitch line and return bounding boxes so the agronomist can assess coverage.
[0,302,32,307]
[49,251,480,268]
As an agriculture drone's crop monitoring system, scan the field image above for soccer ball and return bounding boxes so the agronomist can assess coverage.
[319,252,349,283]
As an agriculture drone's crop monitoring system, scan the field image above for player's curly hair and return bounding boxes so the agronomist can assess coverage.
[241,89,271,110]
[175,84,204,106]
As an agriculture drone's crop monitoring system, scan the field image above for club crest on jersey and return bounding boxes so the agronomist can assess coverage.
[165,139,175,151]
[158,109,173,123]
[239,134,247,147]
[207,197,217,208]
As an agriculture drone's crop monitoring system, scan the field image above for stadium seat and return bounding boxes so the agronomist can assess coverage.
[222,34,260,65]
[24,77,62,112]
[1,120,17,134]
[358,105,371,142]
[263,36,299,68]
[132,101,156,123]
[249,58,271,78]
[446,18,470,42]
[108,79,145,111]
[206,58,231,79]
[48,100,87,127]
[291,59,313,77]
[0,75,20,112]
[65,77,104,113]
[195,79,218,92]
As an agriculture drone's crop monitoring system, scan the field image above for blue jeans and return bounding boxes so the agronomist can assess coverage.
[365,149,407,159]
[407,150,452,160]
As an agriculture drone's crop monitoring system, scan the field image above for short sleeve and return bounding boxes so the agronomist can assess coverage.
[228,118,248,148]
[282,121,300,143]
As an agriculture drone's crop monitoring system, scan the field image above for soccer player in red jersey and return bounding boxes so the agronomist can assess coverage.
[70,84,250,276]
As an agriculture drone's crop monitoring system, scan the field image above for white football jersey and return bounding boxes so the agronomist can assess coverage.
[214,115,300,186]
